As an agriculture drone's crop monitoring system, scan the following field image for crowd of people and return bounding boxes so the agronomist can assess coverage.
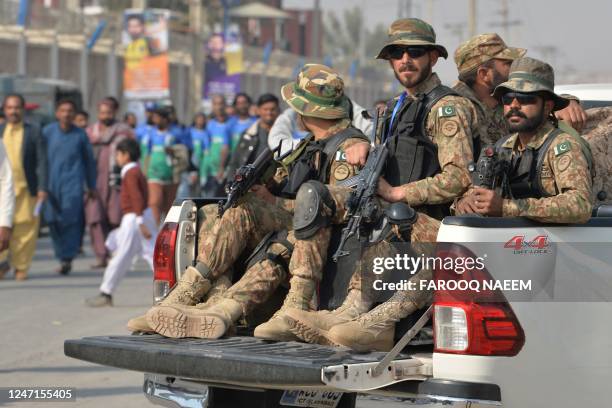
[0,90,283,290]
[0,17,611,354]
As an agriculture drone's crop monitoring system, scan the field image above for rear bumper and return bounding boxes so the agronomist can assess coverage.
[143,374,502,408]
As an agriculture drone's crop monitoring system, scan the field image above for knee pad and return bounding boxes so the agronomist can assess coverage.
[293,181,336,239]
[245,230,294,273]
[385,202,417,242]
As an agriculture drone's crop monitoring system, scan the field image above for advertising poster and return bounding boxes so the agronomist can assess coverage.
[203,30,244,102]
[122,8,170,99]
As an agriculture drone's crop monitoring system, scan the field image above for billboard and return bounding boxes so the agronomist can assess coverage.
[203,30,244,102]
[122,9,170,99]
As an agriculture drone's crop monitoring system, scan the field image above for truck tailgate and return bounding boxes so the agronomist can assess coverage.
[65,335,428,389]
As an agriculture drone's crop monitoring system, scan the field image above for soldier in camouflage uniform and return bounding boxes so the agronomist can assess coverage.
[453,33,589,146]
[453,33,526,145]
[143,64,369,340]
[581,107,612,205]
[286,18,483,352]
[456,57,592,223]
[125,202,233,333]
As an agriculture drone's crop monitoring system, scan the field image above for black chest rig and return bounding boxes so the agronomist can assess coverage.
[495,128,562,199]
[384,85,465,219]
[281,126,367,197]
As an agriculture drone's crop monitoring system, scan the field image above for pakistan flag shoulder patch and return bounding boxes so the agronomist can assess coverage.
[438,105,456,117]
[554,141,571,156]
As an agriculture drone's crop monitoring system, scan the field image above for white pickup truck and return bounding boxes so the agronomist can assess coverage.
[65,196,612,408]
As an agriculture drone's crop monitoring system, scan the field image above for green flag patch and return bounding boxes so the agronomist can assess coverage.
[438,105,456,117]
[554,141,571,156]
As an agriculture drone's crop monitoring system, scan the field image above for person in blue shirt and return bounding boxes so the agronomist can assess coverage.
[202,94,231,197]
[189,112,208,195]
[135,102,157,166]
[42,99,96,275]
[166,105,194,199]
[143,107,179,225]
[228,92,257,152]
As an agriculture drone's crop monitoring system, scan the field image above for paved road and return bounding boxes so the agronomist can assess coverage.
[0,236,446,408]
[0,236,154,408]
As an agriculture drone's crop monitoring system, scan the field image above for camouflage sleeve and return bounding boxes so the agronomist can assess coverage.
[327,137,363,186]
[401,95,475,206]
[502,133,593,223]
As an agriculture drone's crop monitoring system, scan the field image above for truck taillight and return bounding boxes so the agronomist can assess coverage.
[433,243,525,356]
[153,222,178,303]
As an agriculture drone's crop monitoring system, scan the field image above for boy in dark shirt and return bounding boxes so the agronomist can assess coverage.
[86,138,157,307]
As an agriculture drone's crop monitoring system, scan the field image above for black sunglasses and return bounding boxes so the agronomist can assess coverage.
[387,46,429,60]
[501,92,539,106]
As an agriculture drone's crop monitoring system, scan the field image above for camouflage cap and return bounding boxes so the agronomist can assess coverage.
[493,57,569,111]
[454,33,526,76]
[376,18,448,60]
[281,64,349,120]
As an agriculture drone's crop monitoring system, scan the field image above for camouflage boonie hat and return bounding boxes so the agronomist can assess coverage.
[454,33,526,76]
[281,64,349,120]
[376,18,448,60]
[493,57,569,111]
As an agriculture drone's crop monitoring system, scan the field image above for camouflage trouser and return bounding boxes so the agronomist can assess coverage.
[344,212,438,309]
[224,242,291,315]
[196,194,293,280]
[195,191,337,316]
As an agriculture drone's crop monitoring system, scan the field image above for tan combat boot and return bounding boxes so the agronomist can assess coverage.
[146,298,243,339]
[325,291,420,352]
[158,266,212,306]
[253,276,316,342]
[285,289,371,345]
[127,273,231,334]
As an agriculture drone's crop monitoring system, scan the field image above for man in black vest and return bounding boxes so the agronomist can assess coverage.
[224,93,280,180]
[456,57,592,223]
[286,18,483,352]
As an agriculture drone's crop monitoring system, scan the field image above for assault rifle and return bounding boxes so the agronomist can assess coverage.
[332,108,388,261]
[469,145,510,193]
[218,143,283,217]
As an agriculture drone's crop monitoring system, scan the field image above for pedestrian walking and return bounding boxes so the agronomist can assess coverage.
[43,99,96,275]
[86,97,134,268]
[0,94,47,281]
[86,138,157,307]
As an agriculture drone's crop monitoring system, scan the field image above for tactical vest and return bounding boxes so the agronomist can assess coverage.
[280,126,368,197]
[384,85,471,219]
[495,128,563,199]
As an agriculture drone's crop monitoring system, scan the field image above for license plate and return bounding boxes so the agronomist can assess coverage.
[280,390,344,408]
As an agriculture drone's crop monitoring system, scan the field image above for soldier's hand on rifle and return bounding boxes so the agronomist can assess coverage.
[345,141,370,166]
[455,193,479,215]
[377,177,405,203]
[555,99,587,133]
[472,187,503,216]
[251,184,276,205]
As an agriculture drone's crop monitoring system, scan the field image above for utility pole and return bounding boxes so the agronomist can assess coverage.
[489,0,521,42]
[468,0,476,38]
[189,0,204,116]
[132,0,146,9]
[359,0,367,65]
[311,0,320,59]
